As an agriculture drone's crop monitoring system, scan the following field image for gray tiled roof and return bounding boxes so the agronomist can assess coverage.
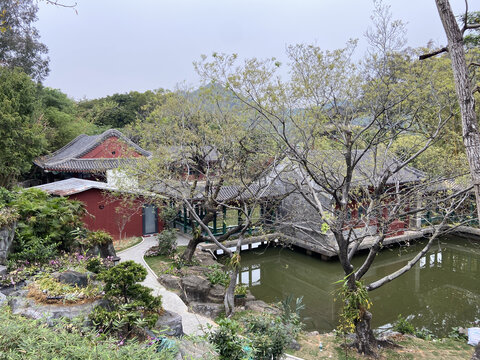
[34,178,117,196]
[35,129,151,173]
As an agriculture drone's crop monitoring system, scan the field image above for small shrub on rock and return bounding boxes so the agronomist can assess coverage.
[205,265,229,287]
[85,230,113,247]
[27,273,102,304]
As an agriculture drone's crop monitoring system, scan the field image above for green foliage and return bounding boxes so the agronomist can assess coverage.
[91,261,162,336]
[242,314,291,360]
[208,318,250,360]
[0,308,176,360]
[393,314,415,335]
[0,187,15,206]
[393,314,436,340]
[234,283,247,296]
[278,294,305,335]
[205,265,230,287]
[448,327,468,341]
[85,256,103,274]
[159,206,178,229]
[1,253,114,287]
[39,87,98,151]
[0,0,49,81]
[0,207,18,228]
[77,90,157,128]
[209,312,299,360]
[334,276,372,335]
[156,229,177,257]
[28,273,103,303]
[414,327,435,341]
[0,67,47,187]
[85,230,113,247]
[9,188,86,264]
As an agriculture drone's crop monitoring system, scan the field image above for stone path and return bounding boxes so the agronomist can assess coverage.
[117,235,215,336]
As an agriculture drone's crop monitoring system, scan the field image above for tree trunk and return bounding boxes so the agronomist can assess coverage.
[472,343,480,360]
[224,266,238,317]
[354,309,377,356]
[181,231,203,262]
[435,0,480,220]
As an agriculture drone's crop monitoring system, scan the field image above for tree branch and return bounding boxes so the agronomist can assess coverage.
[419,47,448,60]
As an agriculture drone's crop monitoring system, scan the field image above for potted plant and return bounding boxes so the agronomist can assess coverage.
[234,284,247,306]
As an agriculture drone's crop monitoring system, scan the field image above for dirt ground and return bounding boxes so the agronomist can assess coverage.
[288,332,474,360]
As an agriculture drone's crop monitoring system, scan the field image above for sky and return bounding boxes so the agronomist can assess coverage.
[36,0,480,100]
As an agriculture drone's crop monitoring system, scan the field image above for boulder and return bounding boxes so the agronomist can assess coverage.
[0,292,6,306]
[190,302,224,319]
[207,284,225,303]
[52,270,88,288]
[158,274,182,291]
[0,281,26,296]
[0,223,16,265]
[181,275,211,303]
[154,310,183,337]
[0,265,7,277]
[8,290,108,325]
[193,249,218,267]
[289,339,301,351]
[182,266,212,277]
[87,241,116,258]
[245,300,280,315]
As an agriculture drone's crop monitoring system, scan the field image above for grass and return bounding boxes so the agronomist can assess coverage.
[113,236,142,252]
[144,246,187,276]
[287,332,474,360]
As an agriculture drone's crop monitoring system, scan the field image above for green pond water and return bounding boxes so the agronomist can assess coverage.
[239,236,480,337]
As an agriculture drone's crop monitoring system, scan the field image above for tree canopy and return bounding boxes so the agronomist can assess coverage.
[0,0,49,81]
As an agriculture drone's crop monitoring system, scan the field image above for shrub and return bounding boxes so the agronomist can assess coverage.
[208,318,251,360]
[156,229,177,257]
[0,308,176,360]
[85,230,113,247]
[0,207,18,228]
[279,294,305,335]
[242,314,291,360]
[10,188,86,264]
[160,207,178,229]
[393,314,415,335]
[90,261,162,337]
[85,256,103,274]
[205,265,230,287]
[234,284,247,297]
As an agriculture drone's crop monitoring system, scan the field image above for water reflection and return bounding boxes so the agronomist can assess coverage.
[239,236,480,336]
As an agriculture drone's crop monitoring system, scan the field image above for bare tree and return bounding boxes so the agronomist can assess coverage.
[195,2,471,354]
[125,87,284,316]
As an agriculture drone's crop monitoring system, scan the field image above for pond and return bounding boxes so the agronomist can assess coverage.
[239,236,480,337]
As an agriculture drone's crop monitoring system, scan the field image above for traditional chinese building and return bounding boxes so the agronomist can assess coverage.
[34,129,151,183]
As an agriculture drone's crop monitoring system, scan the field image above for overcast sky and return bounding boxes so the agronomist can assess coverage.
[36,0,480,100]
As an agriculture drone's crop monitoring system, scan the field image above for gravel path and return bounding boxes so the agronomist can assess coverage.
[117,235,215,336]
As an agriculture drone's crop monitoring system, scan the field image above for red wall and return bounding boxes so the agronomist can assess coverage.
[69,189,163,240]
[81,137,143,159]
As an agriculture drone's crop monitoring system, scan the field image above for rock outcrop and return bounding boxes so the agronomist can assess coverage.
[0,223,16,265]
[8,290,108,325]
[154,310,183,337]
